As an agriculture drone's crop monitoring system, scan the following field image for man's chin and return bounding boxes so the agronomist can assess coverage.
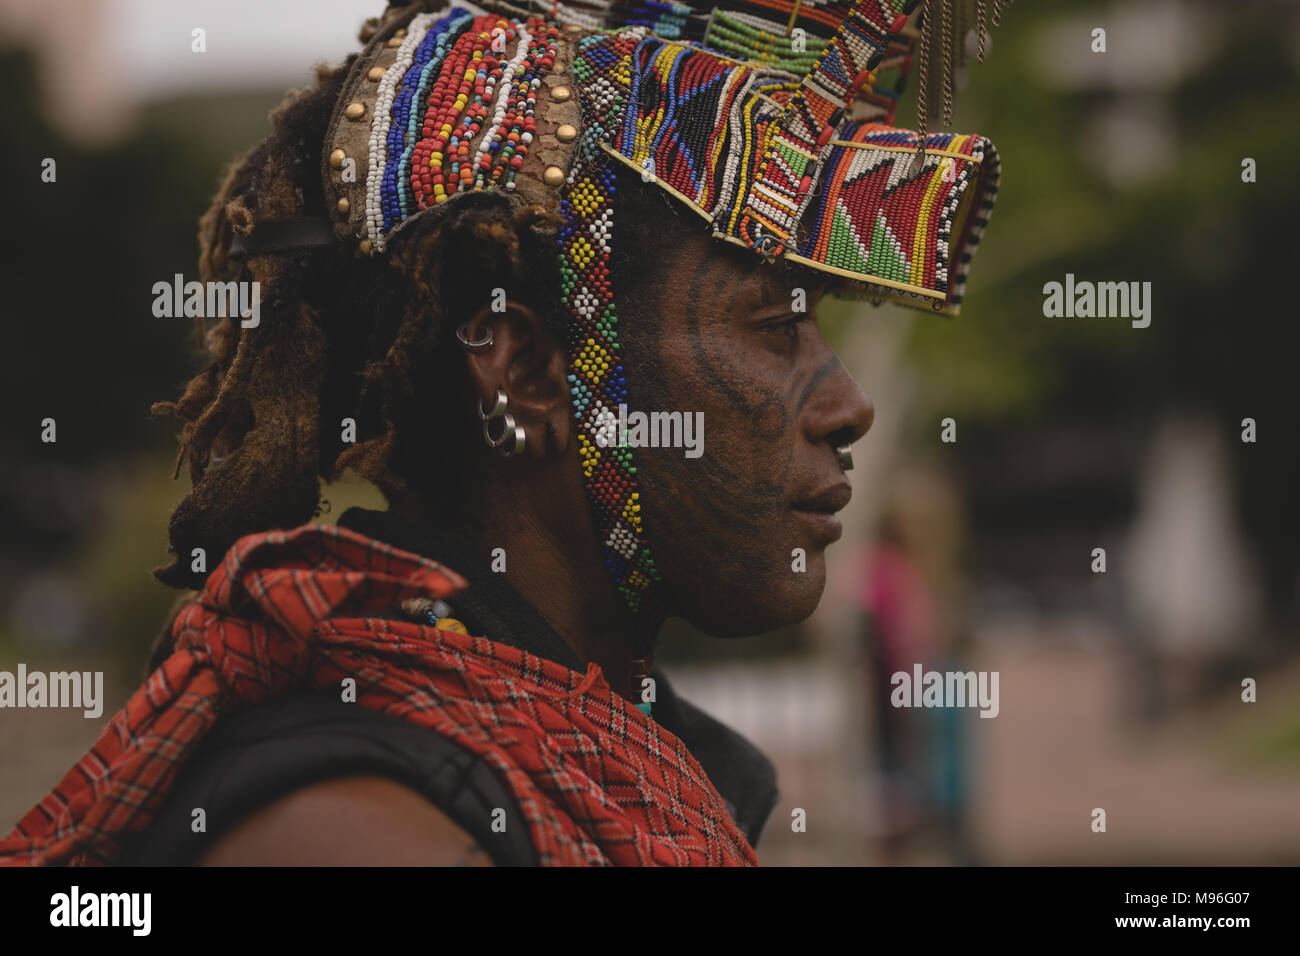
[685,568,827,637]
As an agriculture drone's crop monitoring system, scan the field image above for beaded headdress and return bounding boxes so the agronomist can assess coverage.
[245,0,1009,613]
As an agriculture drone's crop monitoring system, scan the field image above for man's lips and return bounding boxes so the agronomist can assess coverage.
[791,482,852,544]
[792,482,853,515]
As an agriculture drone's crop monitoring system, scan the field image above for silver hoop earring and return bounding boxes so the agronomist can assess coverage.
[478,387,508,421]
[483,411,525,457]
[478,388,524,457]
[457,322,493,352]
[499,415,526,457]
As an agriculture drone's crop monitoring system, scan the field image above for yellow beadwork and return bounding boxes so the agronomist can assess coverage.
[622,492,643,532]
[578,434,601,478]
[568,234,597,270]
[575,338,612,382]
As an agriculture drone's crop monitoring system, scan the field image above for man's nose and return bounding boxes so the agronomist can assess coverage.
[804,355,873,449]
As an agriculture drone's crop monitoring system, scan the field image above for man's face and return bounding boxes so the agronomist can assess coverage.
[614,190,874,636]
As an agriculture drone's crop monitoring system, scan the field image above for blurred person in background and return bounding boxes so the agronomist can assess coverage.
[860,467,975,863]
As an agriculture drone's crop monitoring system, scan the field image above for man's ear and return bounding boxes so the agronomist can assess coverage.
[460,300,571,457]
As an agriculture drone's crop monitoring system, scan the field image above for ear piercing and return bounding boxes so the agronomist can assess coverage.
[456,322,493,352]
[478,387,525,456]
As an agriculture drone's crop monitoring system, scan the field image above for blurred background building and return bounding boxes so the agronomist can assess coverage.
[2,0,1298,864]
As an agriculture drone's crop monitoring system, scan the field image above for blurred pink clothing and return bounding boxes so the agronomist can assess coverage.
[861,542,938,673]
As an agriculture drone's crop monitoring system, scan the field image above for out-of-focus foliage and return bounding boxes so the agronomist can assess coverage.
[0,45,283,659]
[894,1,1300,617]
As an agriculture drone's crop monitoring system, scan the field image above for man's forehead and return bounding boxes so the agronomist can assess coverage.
[653,233,825,303]
[731,250,835,297]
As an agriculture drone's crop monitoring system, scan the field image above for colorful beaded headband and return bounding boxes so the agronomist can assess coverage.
[320,5,583,254]
[317,0,1005,311]
[283,0,1008,614]
[568,0,999,314]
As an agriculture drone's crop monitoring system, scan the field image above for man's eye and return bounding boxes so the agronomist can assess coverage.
[768,314,809,339]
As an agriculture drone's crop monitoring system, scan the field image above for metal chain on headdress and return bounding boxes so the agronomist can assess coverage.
[916,0,932,165]
[992,0,1004,27]
[942,0,955,127]
[976,0,987,61]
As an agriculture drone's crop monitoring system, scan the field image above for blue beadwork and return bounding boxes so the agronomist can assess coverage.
[382,12,474,230]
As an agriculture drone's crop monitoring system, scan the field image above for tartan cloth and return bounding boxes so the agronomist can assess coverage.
[0,523,759,866]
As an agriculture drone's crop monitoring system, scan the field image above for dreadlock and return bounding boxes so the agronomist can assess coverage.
[151,42,566,592]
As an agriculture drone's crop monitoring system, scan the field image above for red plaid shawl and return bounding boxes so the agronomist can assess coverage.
[0,524,759,866]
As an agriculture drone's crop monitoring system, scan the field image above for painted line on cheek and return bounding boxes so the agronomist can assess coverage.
[795,354,844,416]
[685,254,750,410]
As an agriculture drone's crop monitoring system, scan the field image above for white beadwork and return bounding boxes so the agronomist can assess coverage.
[473,19,533,186]
[365,12,437,253]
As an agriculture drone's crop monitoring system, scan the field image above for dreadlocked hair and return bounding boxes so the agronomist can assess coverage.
[151,56,566,591]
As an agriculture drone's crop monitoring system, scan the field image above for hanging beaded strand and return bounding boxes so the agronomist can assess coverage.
[408,23,493,207]
[447,26,509,195]
[560,29,663,615]
[384,12,467,230]
[488,21,559,190]
[365,13,439,252]
[472,18,534,187]
[395,14,477,219]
